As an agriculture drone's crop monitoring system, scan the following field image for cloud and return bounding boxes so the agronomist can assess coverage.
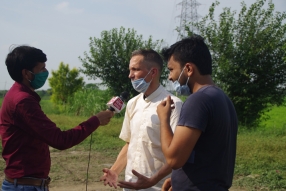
[55,2,83,14]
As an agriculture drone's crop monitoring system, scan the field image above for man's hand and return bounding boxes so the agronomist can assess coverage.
[161,178,172,191]
[157,96,174,123]
[117,169,155,190]
[100,168,118,188]
[95,110,114,126]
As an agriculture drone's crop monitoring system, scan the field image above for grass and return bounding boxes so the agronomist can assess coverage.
[260,104,286,130]
[1,97,286,190]
[47,113,125,153]
[233,128,286,190]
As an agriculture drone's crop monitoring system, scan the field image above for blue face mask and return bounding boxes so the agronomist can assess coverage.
[29,71,49,89]
[131,70,153,93]
[173,67,191,96]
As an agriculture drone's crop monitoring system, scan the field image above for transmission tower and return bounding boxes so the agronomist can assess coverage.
[176,0,201,40]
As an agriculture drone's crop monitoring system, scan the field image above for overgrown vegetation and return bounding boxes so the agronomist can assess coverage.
[186,0,286,127]
[234,127,286,190]
[48,62,84,104]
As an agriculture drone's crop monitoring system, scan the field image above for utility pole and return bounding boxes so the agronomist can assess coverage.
[176,0,201,40]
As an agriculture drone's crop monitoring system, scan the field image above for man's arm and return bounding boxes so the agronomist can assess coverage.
[100,142,129,188]
[157,96,202,169]
[117,162,172,189]
[16,98,114,150]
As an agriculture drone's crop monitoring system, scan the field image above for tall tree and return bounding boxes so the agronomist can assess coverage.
[48,62,84,104]
[186,0,286,127]
[79,27,165,98]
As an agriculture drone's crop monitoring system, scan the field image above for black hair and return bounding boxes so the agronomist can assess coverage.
[161,35,212,75]
[5,45,47,82]
[131,49,163,73]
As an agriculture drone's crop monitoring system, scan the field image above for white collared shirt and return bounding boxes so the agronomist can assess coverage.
[119,85,183,191]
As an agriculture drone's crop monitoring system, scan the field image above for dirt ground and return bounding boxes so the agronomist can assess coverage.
[0,148,245,191]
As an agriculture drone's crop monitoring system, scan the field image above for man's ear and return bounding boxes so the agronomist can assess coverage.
[151,68,159,78]
[22,69,31,81]
[185,63,195,77]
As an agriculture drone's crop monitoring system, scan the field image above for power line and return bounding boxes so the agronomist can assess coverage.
[176,0,201,40]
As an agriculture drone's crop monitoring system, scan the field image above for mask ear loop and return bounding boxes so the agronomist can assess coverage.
[134,69,153,89]
[148,69,156,84]
[185,77,190,85]
[26,70,34,82]
[177,67,186,83]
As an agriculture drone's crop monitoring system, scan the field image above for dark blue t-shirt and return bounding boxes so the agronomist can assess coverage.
[172,85,238,191]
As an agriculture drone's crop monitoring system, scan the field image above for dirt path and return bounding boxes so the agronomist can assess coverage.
[0,148,246,191]
[50,182,245,191]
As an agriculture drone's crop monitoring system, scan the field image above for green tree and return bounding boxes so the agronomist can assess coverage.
[85,83,99,90]
[186,0,286,127]
[79,27,165,98]
[49,62,84,104]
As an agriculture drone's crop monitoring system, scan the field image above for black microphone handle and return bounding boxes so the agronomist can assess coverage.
[108,106,115,111]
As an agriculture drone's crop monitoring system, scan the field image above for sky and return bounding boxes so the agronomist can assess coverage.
[1,0,285,90]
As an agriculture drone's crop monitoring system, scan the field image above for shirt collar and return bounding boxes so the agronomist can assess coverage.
[144,85,163,102]
[14,82,41,102]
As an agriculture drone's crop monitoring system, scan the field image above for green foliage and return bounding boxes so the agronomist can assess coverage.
[80,26,165,98]
[260,100,286,129]
[48,62,84,104]
[84,83,99,90]
[0,90,7,98]
[234,129,286,190]
[36,90,51,100]
[187,0,286,127]
[40,100,61,115]
[65,88,125,117]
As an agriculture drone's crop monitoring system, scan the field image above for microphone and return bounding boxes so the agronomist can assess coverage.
[107,91,129,113]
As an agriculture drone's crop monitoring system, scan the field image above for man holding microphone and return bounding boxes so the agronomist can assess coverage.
[0,45,114,191]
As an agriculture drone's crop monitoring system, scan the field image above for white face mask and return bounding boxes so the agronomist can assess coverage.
[131,70,153,93]
[173,67,191,96]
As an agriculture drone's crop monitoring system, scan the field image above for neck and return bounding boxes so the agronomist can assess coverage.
[144,81,160,97]
[190,75,215,93]
[21,80,35,92]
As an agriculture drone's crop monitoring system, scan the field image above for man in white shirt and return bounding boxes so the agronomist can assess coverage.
[100,49,182,190]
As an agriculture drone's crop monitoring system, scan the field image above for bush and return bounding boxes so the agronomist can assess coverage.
[65,88,125,117]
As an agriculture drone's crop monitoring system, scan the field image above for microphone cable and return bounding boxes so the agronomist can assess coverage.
[86,132,93,191]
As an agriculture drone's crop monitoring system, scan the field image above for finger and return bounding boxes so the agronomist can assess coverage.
[112,182,117,189]
[165,96,172,106]
[108,181,113,187]
[102,168,109,173]
[131,169,142,178]
[160,99,167,106]
[117,181,132,189]
[99,176,105,181]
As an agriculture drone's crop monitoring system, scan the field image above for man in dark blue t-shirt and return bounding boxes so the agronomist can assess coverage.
[157,35,238,191]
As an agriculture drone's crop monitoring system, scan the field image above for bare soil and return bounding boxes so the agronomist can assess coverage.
[0,148,245,191]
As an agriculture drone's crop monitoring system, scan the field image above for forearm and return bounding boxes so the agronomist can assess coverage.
[46,116,99,150]
[110,143,129,175]
[150,163,172,185]
[160,120,173,164]
[160,120,174,158]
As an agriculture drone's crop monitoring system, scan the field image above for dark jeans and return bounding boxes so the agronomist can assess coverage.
[1,180,49,191]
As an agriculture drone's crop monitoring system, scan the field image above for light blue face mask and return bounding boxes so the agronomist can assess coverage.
[131,70,153,93]
[173,67,191,96]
